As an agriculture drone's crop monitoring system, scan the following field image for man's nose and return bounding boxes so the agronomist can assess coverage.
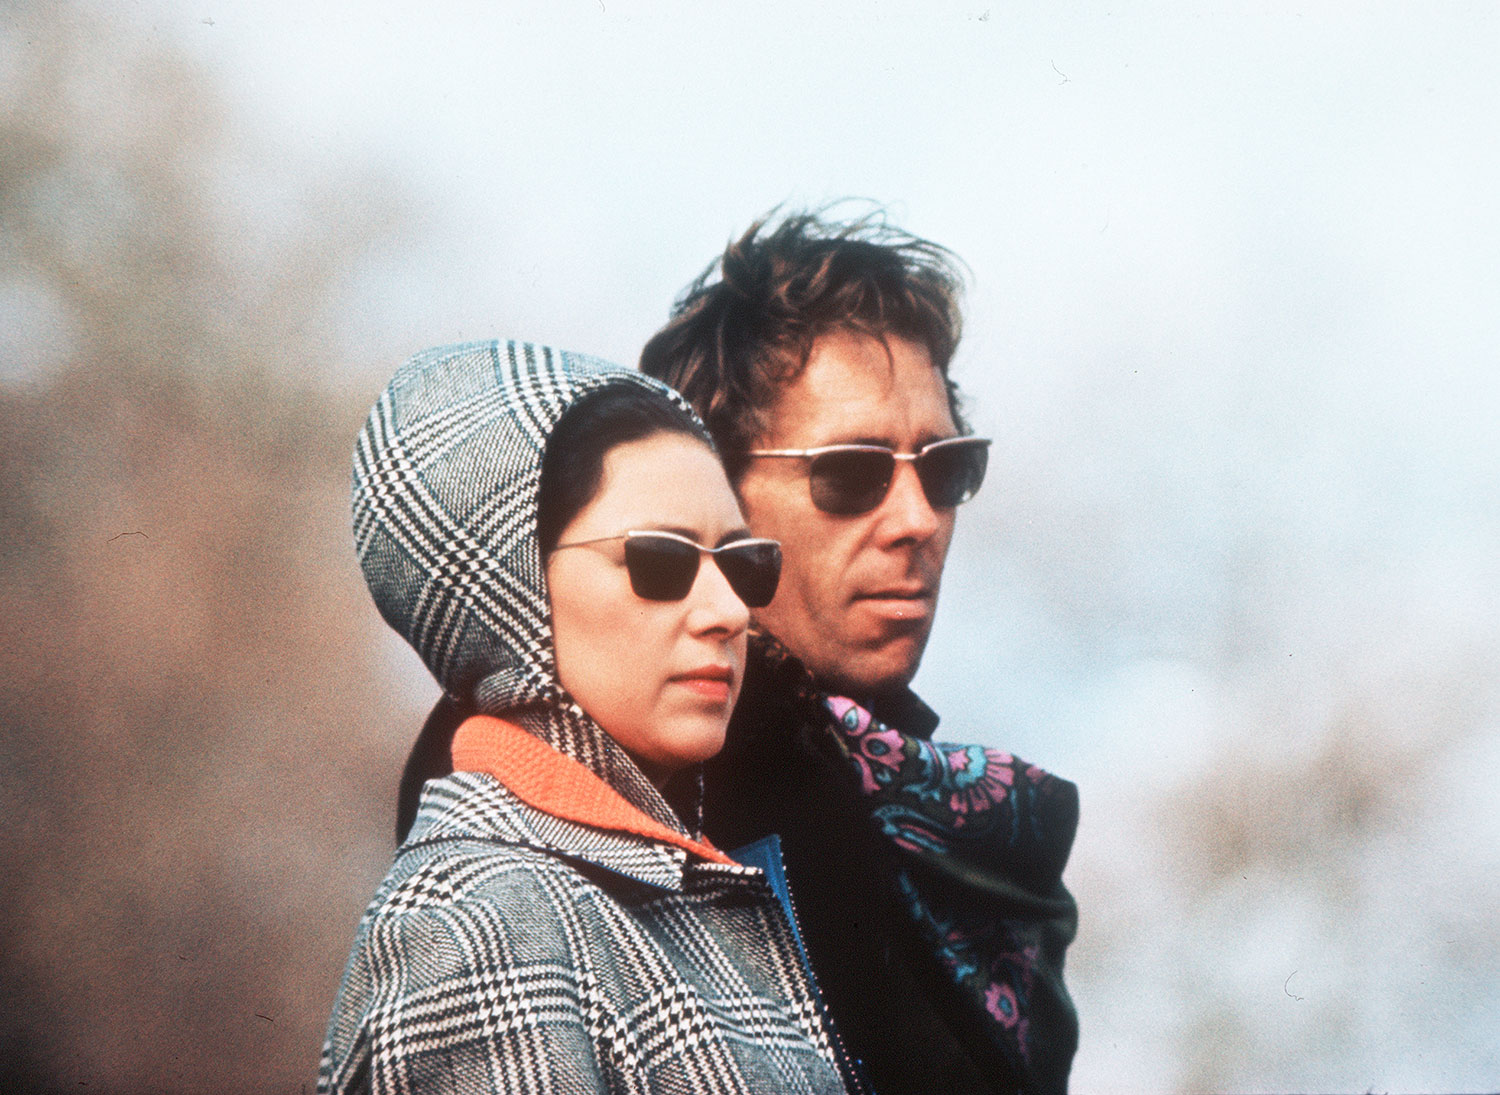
[875,461,942,543]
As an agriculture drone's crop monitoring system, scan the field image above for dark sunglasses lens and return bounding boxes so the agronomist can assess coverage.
[917,441,989,508]
[623,536,699,601]
[714,541,782,608]
[808,450,896,515]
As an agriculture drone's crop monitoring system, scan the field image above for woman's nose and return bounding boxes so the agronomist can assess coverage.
[687,556,751,635]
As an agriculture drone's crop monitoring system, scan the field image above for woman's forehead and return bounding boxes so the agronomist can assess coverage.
[574,433,745,537]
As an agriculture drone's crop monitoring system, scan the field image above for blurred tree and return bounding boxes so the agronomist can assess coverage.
[1,3,423,1090]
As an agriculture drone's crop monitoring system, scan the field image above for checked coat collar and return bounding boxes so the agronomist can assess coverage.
[444,713,734,878]
[321,768,850,1095]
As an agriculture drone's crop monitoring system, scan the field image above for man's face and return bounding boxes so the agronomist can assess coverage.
[734,330,959,698]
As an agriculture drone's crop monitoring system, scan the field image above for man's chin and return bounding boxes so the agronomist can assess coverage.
[813,639,925,701]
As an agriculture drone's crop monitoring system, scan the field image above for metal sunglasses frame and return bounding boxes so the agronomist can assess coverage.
[548,530,782,606]
[742,435,991,511]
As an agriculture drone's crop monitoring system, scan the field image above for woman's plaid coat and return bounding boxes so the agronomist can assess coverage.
[321,341,851,1094]
[318,763,850,1094]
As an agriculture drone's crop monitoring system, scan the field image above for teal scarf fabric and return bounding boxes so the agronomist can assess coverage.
[823,693,1080,1089]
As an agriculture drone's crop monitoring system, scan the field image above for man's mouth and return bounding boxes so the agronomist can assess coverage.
[853,587,936,620]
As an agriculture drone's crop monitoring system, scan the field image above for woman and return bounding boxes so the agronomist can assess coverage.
[320,340,853,1095]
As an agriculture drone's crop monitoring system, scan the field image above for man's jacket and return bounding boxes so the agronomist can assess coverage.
[699,633,1080,1095]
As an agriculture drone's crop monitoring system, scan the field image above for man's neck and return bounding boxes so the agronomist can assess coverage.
[748,630,941,740]
[854,683,940,741]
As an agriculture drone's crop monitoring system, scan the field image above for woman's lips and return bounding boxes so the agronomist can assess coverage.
[670,666,734,703]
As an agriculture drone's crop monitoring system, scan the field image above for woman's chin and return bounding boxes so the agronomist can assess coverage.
[624,718,729,785]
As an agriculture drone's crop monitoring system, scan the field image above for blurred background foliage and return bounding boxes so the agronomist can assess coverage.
[2,2,1498,1092]
[1,3,421,1089]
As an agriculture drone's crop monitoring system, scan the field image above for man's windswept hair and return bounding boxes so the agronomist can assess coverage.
[639,206,968,474]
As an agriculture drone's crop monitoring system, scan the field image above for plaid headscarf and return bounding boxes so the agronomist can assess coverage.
[352,339,711,831]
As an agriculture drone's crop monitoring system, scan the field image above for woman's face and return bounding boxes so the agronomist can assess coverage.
[546,432,753,786]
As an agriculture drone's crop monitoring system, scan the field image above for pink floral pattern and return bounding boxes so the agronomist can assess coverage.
[946,743,1015,821]
[827,695,905,795]
[985,981,1020,1027]
[823,694,1074,1072]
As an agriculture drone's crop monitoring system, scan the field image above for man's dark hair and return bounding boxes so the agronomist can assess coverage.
[639,206,968,473]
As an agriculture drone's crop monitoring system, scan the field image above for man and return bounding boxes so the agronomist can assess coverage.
[639,210,1080,1095]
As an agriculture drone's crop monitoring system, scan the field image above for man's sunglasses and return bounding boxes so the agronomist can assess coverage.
[549,531,782,608]
[744,436,991,516]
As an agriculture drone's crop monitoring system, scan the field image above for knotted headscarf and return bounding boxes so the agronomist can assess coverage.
[353,339,711,832]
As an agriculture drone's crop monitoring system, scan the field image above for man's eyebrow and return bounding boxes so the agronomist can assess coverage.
[810,434,897,449]
[714,528,754,548]
[813,434,962,451]
[916,432,965,448]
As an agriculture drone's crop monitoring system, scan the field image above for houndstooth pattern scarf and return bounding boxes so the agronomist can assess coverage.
[351,339,710,836]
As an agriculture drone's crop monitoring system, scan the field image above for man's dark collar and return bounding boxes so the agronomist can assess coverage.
[747,630,940,741]
[864,683,940,740]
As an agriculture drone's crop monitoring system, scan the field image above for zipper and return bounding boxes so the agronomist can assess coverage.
[730,835,874,1095]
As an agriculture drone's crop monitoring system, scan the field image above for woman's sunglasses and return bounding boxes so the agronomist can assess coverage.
[744,436,991,516]
[550,531,782,608]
